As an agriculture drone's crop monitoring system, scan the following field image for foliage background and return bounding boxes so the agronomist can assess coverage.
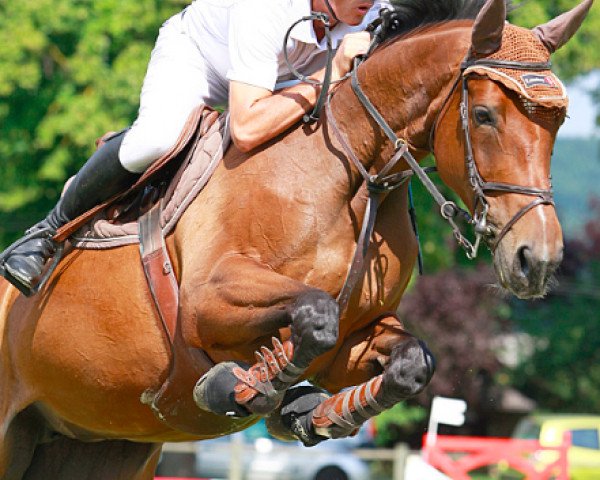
[0,0,599,446]
[0,0,188,247]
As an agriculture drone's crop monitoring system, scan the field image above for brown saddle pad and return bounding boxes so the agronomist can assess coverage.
[68,106,230,250]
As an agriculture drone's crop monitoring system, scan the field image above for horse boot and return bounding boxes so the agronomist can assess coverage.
[270,338,435,446]
[194,337,307,417]
[195,291,339,417]
[0,131,139,296]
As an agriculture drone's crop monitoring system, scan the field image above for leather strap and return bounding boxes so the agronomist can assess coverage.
[138,193,216,435]
[462,59,552,71]
[283,13,334,124]
[139,197,179,342]
[326,97,414,310]
[336,190,384,308]
[54,105,211,243]
[492,194,554,250]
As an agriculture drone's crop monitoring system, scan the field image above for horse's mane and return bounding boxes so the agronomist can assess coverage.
[375,0,513,42]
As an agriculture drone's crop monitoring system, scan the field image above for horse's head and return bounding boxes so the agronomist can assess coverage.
[434,0,593,299]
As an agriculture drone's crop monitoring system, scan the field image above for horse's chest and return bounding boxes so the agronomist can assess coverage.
[276,210,406,304]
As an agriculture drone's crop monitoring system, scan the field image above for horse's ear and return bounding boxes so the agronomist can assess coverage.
[471,0,507,56]
[532,0,593,53]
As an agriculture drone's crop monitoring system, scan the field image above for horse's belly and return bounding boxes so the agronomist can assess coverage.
[5,247,179,437]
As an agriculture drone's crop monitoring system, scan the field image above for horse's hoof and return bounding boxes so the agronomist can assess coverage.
[193,362,252,418]
[266,385,330,447]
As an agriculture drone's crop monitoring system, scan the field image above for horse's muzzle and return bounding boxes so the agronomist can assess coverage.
[494,240,563,299]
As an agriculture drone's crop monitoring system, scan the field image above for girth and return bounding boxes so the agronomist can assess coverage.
[138,194,217,435]
[135,112,233,435]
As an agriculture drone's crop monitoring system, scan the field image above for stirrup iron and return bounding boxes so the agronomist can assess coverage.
[0,228,65,296]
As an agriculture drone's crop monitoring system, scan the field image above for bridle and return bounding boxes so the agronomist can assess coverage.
[284,13,558,309]
[431,57,556,255]
[330,50,557,263]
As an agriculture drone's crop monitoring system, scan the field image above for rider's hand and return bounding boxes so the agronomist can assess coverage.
[332,31,371,80]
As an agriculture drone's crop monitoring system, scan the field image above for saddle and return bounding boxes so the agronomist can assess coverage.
[60,105,229,250]
[58,104,231,435]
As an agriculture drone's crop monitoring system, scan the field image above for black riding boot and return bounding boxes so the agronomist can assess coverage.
[0,131,139,296]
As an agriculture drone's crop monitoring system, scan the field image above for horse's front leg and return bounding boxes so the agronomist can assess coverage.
[191,256,340,417]
[267,313,435,445]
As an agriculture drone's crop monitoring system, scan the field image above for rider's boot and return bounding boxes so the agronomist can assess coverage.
[0,131,139,296]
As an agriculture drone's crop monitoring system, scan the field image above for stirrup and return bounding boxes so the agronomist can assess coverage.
[0,227,65,297]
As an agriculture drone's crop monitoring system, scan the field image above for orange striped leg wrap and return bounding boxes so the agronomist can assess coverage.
[311,375,386,439]
[232,337,306,410]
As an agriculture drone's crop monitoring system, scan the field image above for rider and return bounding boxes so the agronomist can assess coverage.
[0,0,390,296]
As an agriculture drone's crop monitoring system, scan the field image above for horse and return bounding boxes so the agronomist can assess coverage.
[0,0,592,477]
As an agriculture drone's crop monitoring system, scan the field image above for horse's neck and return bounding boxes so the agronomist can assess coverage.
[329,23,472,167]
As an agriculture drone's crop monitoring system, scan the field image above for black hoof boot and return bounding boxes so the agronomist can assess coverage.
[193,362,252,418]
[266,385,330,447]
[1,224,58,297]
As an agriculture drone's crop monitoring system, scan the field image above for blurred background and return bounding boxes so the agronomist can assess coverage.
[1,0,599,479]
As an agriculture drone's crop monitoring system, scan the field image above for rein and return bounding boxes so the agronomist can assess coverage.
[328,54,556,262]
[283,14,556,309]
[283,13,428,309]
[283,12,342,123]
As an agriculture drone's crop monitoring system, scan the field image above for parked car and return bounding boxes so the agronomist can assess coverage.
[512,414,600,480]
[194,419,371,480]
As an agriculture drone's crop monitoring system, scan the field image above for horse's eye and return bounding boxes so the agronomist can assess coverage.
[473,106,495,126]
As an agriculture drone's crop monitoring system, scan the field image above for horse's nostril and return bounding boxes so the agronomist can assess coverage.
[518,245,531,278]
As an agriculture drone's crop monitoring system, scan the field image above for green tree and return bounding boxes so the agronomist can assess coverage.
[505,201,600,413]
[0,0,186,247]
[0,1,597,250]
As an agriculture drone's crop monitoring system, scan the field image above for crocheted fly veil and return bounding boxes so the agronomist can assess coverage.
[465,24,568,125]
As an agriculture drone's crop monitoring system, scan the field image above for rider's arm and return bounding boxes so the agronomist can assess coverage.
[229,32,371,153]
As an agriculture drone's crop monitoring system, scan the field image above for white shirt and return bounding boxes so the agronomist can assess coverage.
[181,0,390,103]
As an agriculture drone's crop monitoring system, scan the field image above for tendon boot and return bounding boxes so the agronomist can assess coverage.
[194,337,307,417]
[231,337,307,414]
[0,131,139,296]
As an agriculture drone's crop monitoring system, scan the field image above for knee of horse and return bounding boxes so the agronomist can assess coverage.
[380,337,435,402]
[289,290,339,368]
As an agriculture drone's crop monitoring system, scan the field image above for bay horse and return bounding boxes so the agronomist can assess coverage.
[0,0,592,478]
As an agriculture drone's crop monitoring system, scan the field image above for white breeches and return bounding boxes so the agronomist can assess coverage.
[119,13,226,173]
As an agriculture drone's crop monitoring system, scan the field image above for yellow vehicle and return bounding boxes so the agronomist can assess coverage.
[512,414,600,479]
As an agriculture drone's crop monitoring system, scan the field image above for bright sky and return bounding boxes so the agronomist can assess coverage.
[558,71,599,138]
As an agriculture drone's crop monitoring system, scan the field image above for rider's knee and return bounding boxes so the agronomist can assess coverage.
[119,127,178,173]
